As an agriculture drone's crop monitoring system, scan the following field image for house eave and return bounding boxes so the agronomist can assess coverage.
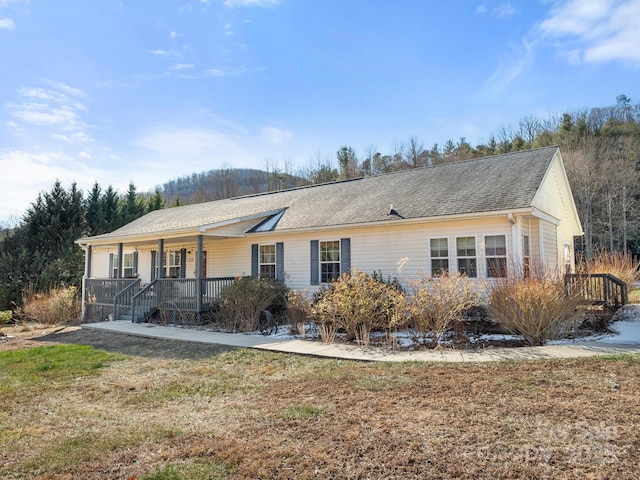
[75,209,287,247]
[249,207,537,237]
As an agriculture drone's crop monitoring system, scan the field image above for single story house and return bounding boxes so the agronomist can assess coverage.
[76,146,583,323]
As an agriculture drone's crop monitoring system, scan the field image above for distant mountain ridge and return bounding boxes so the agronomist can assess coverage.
[154,168,304,205]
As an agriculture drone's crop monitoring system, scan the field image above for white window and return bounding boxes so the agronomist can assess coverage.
[456,237,477,278]
[168,250,181,278]
[320,240,341,283]
[111,254,119,278]
[485,235,507,278]
[123,253,134,278]
[430,238,449,276]
[259,244,276,279]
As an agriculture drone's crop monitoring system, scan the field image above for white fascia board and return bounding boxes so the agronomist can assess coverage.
[530,208,561,226]
[76,209,287,246]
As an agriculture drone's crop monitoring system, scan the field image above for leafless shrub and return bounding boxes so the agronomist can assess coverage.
[312,269,406,345]
[217,276,288,333]
[285,290,313,338]
[489,269,581,346]
[408,272,483,348]
[318,318,338,343]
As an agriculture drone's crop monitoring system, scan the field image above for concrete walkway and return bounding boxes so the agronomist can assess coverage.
[82,320,640,363]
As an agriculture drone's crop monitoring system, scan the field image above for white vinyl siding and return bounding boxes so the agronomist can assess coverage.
[531,152,582,271]
[541,220,559,272]
[88,216,525,291]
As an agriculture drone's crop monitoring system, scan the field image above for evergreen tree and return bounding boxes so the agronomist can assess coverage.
[85,182,104,236]
[147,188,165,212]
[101,185,120,232]
[120,182,146,224]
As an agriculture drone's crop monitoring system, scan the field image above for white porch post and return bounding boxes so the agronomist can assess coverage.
[510,214,520,274]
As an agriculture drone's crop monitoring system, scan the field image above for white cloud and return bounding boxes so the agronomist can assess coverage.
[260,127,293,144]
[539,0,640,66]
[210,66,254,77]
[476,4,487,14]
[9,85,93,142]
[0,149,113,222]
[0,17,14,29]
[134,127,242,156]
[479,38,535,98]
[494,2,515,18]
[169,63,195,71]
[223,0,282,7]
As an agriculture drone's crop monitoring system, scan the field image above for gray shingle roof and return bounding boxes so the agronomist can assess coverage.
[82,146,558,241]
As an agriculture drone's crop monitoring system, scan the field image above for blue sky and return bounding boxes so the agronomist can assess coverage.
[1,0,639,224]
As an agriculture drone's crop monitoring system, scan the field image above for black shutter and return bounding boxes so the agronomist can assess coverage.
[341,238,351,275]
[108,253,114,279]
[276,242,284,283]
[133,251,139,277]
[251,244,259,277]
[310,240,319,285]
[150,251,156,281]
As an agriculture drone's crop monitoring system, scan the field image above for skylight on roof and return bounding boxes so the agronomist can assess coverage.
[252,209,285,232]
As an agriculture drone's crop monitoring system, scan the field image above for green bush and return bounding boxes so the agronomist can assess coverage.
[408,272,482,348]
[312,269,406,345]
[217,276,288,333]
[489,271,581,346]
[0,310,11,326]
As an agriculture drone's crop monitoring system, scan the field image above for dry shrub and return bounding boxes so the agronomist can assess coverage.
[20,285,81,325]
[489,270,581,346]
[408,272,482,348]
[312,269,406,345]
[578,250,638,291]
[285,290,312,338]
[217,276,288,333]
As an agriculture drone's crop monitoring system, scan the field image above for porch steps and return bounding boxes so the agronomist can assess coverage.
[116,307,157,323]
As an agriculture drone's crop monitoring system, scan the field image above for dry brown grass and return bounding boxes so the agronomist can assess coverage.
[1,329,639,479]
[578,250,639,291]
[20,285,81,325]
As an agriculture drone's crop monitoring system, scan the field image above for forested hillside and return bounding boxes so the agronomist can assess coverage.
[0,95,638,310]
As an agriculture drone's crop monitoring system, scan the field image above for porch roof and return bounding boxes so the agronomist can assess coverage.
[78,146,560,245]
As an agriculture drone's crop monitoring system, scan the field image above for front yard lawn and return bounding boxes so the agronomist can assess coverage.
[1,329,639,479]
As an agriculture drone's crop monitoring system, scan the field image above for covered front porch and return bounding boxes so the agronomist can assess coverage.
[83,276,237,324]
[80,231,244,324]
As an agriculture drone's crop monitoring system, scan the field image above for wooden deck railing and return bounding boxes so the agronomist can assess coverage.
[85,277,237,322]
[113,279,141,320]
[85,278,139,305]
[565,273,628,308]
